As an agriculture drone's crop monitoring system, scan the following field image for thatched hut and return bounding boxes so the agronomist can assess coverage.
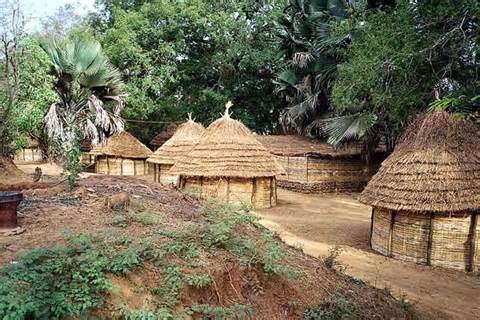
[147,116,205,185]
[150,123,179,150]
[14,135,42,162]
[256,135,384,193]
[80,139,96,167]
[170,103,285,209]
[359,111,480,271]
[90,132,152,176]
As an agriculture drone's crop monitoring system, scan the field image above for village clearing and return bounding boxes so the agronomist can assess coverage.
[0,162,477,319]
[0,163,420,320]
[256,189,480,320]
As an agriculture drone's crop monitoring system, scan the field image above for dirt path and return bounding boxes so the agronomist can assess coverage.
[256,189,480,320]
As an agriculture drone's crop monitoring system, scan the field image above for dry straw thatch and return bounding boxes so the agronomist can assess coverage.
[90,131,152,159]
[170,107,285,178]
[361,111,480,271]
[360,111,480,213]
[147,116,205,165]
[150,123,180,148]
[147,116,205,184]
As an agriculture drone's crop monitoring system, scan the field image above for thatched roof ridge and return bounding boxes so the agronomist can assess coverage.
[150,123,180,147]
[170,109,285,178]
[359,111,480,213]
[147,119,205,165]
[90,131,152,159]
[256,135,370,158]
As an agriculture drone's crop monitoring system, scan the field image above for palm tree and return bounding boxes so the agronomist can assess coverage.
[275,0,352,133]
[41,36,126,184]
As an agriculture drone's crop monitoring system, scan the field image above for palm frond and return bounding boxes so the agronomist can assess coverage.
[310,112,378,146]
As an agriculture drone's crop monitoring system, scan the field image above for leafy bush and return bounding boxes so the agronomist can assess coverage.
[302,295,356,320]
[0,236,110,319]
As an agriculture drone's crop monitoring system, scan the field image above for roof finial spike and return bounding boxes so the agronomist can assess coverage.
[187,112,193,122]
[225,101,233,118]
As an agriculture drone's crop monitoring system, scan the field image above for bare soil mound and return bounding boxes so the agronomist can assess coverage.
[0,157,59,191]
[0,176,424,319]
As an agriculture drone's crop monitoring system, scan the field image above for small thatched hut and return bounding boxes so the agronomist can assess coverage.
[256,135,383,193]
[150,123,180,150]
[359,111,480,271]
[90,132,152,176]
[14,135,42,162]
[147,116,205,185]
[79,139,96,167]
[170,103,285,209]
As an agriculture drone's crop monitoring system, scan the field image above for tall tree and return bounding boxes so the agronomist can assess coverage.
[41,36,126,186]
[323,0,479,152]
[90,0,287,142]
[0,0,25,155]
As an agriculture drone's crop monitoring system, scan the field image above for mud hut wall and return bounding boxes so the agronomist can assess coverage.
[14,148,42,162]
[371,208,477,271]
[180,176,276,209]
[153,163,177,185]
[252,177,277,208]
[96,156,148,176]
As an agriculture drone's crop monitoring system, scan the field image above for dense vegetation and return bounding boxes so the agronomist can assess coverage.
[1,0,478,157]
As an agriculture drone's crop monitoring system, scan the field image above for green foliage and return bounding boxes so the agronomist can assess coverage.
[137,212,163,226]
[0,235,111,319]
[152,264,183,309]
[302,295,356,320]
[185,274,211,288]
[189,303,253,320]
[91,0,287,141]
[332,0,479,148]
[117,307,177,320]
[66,131,82,189]
[322,246,345,271]
[41,35,126,164]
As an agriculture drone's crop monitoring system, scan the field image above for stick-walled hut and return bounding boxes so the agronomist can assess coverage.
[359,111,480,271]
[169,103,285,209]
[256,135,383,193]
[90,132,152,176]
[147,116,205,185]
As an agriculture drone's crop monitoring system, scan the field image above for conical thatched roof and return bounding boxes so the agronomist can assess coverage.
[147,117,205,165]
[359,111,480,213]
[90,131,152,159]
[150,123,180,147]
[170,104,285,178]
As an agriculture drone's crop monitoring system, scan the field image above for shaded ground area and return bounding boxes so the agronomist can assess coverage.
[256,189,480,320]
[0,166,422,319]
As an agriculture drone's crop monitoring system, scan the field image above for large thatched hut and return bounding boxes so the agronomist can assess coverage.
[90,132,152,176]
[147,117,205,185]
[359,111,480,271]
[14,135,42,162]
[256,135,383,193]
[170,104,285,209]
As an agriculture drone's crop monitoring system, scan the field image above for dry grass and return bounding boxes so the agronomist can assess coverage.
[360,111,480,213]
[147,119,205,165]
